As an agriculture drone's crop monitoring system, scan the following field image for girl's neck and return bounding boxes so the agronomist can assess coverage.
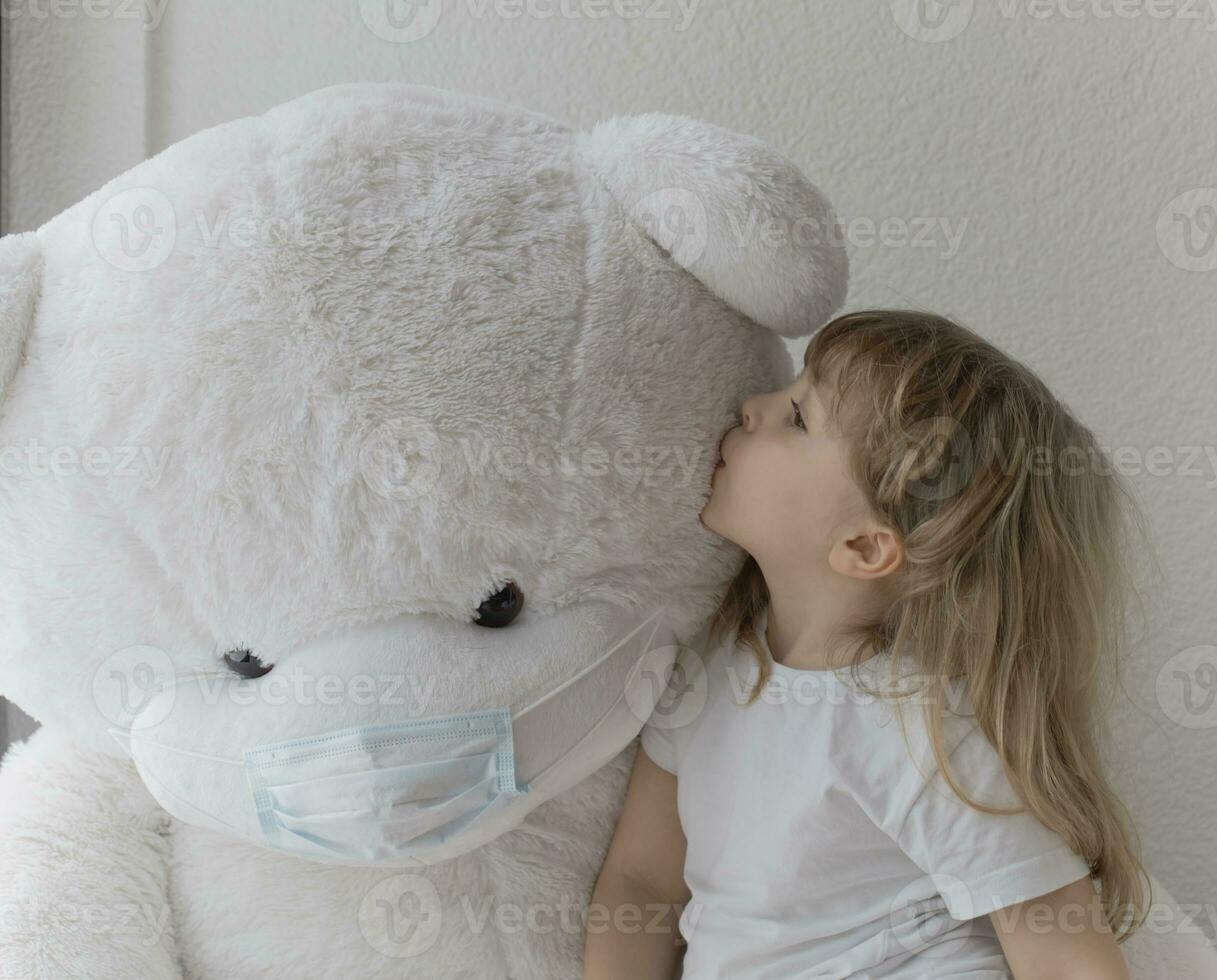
[759,560,891,671]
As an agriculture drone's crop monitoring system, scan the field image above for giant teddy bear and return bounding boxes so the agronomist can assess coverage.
[0,83,1212,980]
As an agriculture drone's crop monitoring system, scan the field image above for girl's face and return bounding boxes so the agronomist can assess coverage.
[699,365,872,569]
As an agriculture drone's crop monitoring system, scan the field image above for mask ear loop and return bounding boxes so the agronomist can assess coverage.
[509,606,680,790]
[109,727,245,766]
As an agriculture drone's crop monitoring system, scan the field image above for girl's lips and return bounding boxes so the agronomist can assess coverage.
[715,425,735,466]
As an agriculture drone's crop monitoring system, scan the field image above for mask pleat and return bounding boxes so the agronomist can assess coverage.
[270,766,498,842]
[264,750,499,817]
[244,707,529,864]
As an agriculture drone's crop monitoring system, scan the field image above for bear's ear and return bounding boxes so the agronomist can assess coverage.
[577,113,848,338]
[0,231,42,411]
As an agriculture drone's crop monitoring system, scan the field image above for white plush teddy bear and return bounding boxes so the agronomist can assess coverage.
[0,82,844,979]
[0,83,1210,980]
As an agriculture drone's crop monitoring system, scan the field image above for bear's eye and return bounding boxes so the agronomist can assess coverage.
[474,581,524,628]
[223,648,273,678]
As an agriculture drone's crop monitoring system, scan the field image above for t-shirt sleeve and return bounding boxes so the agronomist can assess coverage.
[639,643,710,776]
[891,721,1092,920]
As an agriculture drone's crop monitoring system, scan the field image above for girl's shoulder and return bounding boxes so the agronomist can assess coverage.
[838,657,981,755]
[819,659,993,800]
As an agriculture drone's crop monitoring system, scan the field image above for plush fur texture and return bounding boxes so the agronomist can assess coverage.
[0,727,180,978]
[0,231,41,404]
[579,114,848,338]
[0,82,843,978]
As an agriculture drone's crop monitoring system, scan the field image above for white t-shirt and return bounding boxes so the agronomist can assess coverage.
[640,603,1091,980]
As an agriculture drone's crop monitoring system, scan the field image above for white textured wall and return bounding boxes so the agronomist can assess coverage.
[3,0,1214,930]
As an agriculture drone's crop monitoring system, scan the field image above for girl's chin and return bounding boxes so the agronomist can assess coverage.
[697,502,730,540]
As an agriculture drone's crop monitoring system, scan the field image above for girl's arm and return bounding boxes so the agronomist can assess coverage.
[582,743,692,980]
[990,877,1130,980]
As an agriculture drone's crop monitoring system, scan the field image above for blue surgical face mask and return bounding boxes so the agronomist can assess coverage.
[244,708,527,863]
[112,706,529,866]
[109,605,680,866]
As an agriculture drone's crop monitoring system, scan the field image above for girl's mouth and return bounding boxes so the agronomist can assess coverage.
[715,426,733,467]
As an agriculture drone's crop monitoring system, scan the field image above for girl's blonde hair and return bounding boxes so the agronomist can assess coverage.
[709,308,1149,939]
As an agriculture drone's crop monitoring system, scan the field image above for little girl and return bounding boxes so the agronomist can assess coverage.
[583,309,1146,979]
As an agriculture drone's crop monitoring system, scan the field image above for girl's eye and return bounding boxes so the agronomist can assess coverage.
[789,398,806,431]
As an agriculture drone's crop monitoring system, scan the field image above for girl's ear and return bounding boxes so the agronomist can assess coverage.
[0,230,42,412]
[577,113,848,339]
